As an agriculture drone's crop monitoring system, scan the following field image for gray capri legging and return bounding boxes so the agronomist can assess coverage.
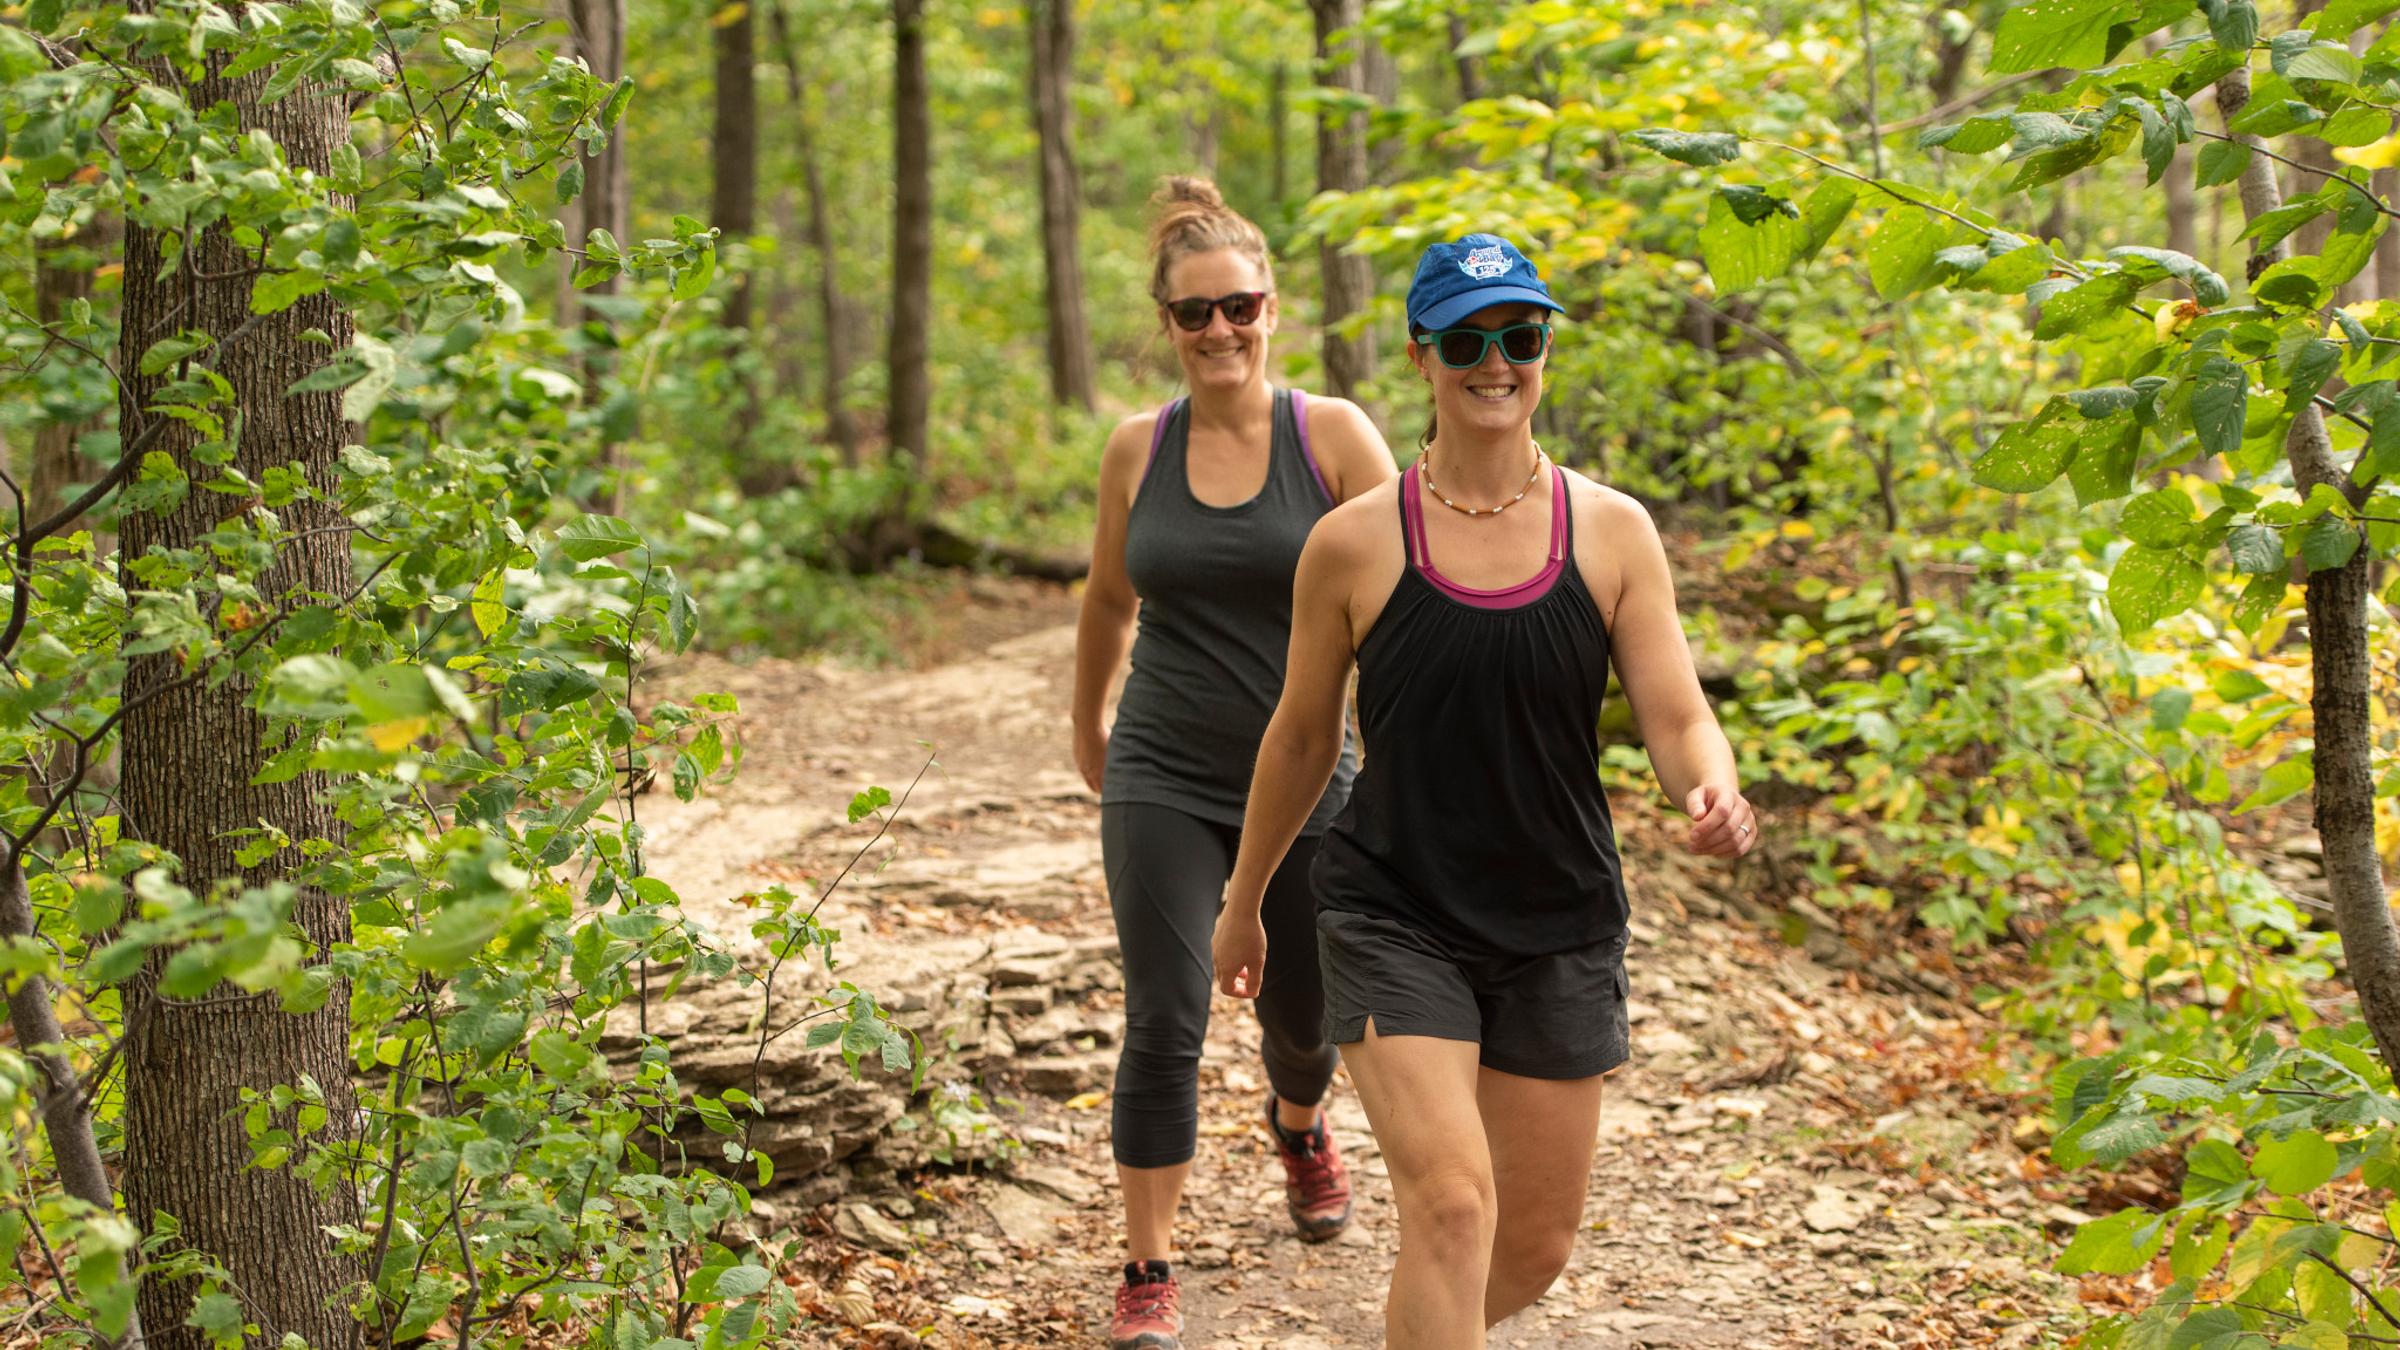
[1101,801,1337,1169]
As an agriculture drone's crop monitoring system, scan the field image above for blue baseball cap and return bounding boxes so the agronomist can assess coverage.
[1406,233,1565,334]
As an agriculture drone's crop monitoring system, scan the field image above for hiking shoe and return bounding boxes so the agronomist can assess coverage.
[1269,1098,1353,1242]
[1110,1260,1182,1349]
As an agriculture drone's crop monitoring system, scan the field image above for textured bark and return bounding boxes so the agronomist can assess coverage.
[1361,30,1399,182]
[888,0,932,466]
[1310,0,1378,413]
[1028,0,1095,411]
[711,0,757,333]
[114,56,361,1350]
[2219,65,2400,1068]
[768,0,862,464]
[2164,142,2198,258]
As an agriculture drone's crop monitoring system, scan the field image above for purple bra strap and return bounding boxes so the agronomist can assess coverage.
[1136,397,1184,495]
[1291,390,1336,507]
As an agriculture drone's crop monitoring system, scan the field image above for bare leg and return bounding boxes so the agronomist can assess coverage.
[1478,1068,1607,1325]
[1120,1161,1193,1262]
[1274,1096,1321,1132]
[1340,1021,1494,1350]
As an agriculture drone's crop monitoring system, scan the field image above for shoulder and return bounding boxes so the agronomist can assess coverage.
[1559,464,1661,546]
[1304,474,1400,563]
[1100,409,1165,481]
[1295,391,1398,498]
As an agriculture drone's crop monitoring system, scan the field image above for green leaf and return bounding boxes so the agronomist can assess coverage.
[2212,668,2272,701]
[2069,413,2141,504]
[2189,356,2249,461]
[1798,180,1858,263]
[402,897,509,975]
[1718,183,1798,226]
[848,786,892,824]
[140,332,212,376]
[2279,43,2363,83]
[2317,0,2400,41]
[2182,1138,2256,1207]
[2233,571,2288,632]
[557,158,585,205]
[556,514,646,561]
[1990,0,2135,73]
[712,1265,771,1298]
[2226,523,2285,574]
[2237,197,2333,252]
[2107,246,2231,305]
[1627,128,1742,165]
[1921,116,2013,155]
[2317,105,2390,146]
[2108,545,2206,633]
[470,570,508,638]
[2121,488,2196,547]
[2362,404,2400,479]
[2236,752,2316,814]
[2083,1113,2169,1162]
[2298,517,2362,571]
[2034,274,2139,339]
[2203,0,2260,50]
[2252,1129,2338,1195]
[1866,207,1946,298]
[2195,138,2251,187]
[2057,1208,2166,1275]
[1699,189,1807,292]
[529,1028,599,1081]
[1974,405,2080,493]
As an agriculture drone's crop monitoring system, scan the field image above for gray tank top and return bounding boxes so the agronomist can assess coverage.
[1105,388,1359,833]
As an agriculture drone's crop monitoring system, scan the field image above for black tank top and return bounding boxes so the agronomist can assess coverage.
[1311,462,1628,958]
[1105,389,1358,832]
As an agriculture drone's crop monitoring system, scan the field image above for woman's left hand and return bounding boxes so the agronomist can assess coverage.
[1683,783,1758,858]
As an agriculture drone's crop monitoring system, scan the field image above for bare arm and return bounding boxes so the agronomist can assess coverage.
[1069,419,1148,792]
[1214,519,1361,995]
[1304,394,1399,503]
[1604,497,1757,858]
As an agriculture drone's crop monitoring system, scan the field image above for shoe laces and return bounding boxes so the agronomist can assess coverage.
[1117,1276,1179,1322]
[1279,1126,1343,1196]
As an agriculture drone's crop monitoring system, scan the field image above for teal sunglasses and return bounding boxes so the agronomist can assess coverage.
[1419,322,1552,370]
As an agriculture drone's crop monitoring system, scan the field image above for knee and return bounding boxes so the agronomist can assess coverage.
[1406,1171,1497,1255]
[1492,1224,1575,1298]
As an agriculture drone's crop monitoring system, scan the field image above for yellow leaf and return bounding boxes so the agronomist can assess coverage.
[367,716,431,751]
[1780,520,1816,540]
[1063,1091,1107,1111]
[2336,135,2400,170]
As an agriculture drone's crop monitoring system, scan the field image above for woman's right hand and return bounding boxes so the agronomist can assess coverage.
[1213,905,1267,999]
[1073,722,1108,793]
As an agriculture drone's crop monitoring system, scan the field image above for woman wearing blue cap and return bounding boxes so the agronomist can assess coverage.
[1211,233,1757,1347]
[1070,176,1397,1350]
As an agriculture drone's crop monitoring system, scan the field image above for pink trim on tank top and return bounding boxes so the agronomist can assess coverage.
[1291,390,1336,507]
[1402,463,1567,610]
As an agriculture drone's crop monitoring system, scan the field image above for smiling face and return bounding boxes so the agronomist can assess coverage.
[1160,247,1277,393]
[1410,302,1549,440]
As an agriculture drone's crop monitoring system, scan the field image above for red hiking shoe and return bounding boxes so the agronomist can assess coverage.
[1109,1260,1182,1349]
[1270,1099,1353,1242]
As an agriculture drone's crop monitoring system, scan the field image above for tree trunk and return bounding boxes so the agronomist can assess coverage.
[1028,0,1096,411]
[31,220,117,527]
[769,0,862,464]
[889,0,933,467]
[711,0,757,333]
[1361,30,1399,182]
[1310,0,1378,415]
[114,56,362,1350]
[0,861,140,1346]
[565,0,629,509]
[1449,15,1485,103]
[1270,60,1290,210]
[2220,64,2400,1068]
[2164,143,2197,258]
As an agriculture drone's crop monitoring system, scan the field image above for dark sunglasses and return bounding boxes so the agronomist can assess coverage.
[1419,322,1551,369]
[1164,291,1269,331]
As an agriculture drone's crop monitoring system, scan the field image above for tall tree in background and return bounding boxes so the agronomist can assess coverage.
[889,0,933,467]
[1029,0,1096,412]
[770,1,863,462]
[567,0,630,508]
[115,61,362,1350]
[712,0,757,334]
[1310,0,1377,412]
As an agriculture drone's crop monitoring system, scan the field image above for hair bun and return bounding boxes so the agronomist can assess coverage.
[1151,175,1227,214]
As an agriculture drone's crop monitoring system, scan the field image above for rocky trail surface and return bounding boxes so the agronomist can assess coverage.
[630,579,2103,1349]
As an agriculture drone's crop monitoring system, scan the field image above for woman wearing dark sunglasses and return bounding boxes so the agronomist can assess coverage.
[1070,176,1396,1350]
[1211,233,1758,1349]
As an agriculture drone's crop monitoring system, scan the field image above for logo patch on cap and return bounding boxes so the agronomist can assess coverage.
[1459,246,1511,280]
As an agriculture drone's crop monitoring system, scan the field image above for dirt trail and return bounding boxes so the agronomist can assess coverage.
[641,582,2096,1349]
